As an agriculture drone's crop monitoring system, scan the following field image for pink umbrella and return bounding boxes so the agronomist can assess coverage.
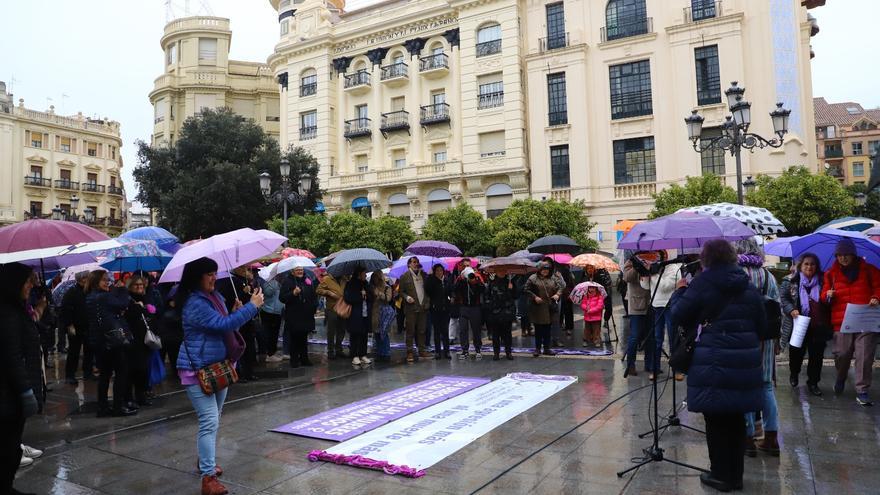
[440,256,480,271]
[281,247,316,259]
[159,228,286,283]
[0,218,109,253]
[546,253,573,264]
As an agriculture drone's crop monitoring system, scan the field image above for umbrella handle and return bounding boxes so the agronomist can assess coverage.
[221,251,240,301]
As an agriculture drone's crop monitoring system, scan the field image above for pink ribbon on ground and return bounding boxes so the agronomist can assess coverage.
[307,450,426,478]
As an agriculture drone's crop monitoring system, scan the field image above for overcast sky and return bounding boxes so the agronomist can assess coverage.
[2,0,875,211]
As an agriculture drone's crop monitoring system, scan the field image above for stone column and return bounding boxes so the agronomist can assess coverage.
[404,38,426,165]
[367,48,388,170]
[444,29,462,162]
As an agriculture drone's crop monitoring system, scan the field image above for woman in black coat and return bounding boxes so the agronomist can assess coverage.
[485,271,518,360]
[780,252,829,396]
[0,262,42,495]
[343,266,372,366]
[124,275,154,407]
[279,265,318,368]
[669,239,766,493]
[424,263,453,360]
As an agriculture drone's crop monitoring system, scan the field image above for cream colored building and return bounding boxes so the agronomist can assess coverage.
[150,16,281,145]
[0,82,127,235]
[268,0,820,246]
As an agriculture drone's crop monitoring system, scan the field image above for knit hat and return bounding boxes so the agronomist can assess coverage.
[835,238,857,256]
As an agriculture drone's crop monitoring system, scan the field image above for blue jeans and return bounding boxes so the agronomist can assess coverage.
[625,315,652,370]
[745,380,778,436]
[185,384,228,477]
[652,308,674,371]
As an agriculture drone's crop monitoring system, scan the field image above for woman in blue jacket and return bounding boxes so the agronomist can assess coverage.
[175,257,264,495]
[669,239,766,493]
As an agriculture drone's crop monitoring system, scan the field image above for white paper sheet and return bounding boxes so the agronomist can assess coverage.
[789,315,810,348]
[840,303,880,333]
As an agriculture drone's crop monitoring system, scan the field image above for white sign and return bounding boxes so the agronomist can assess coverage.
[317,373,576,472]
[789,315,810,348]
[841,303,880,333]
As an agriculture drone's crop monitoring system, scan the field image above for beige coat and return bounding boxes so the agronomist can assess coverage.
[398,270,430,314]
[317,273,343,313]
[623,261,650,315]
[524,273,563,325]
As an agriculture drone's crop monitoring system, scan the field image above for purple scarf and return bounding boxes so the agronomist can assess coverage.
[204,291,246,362]
[799,274,819,316]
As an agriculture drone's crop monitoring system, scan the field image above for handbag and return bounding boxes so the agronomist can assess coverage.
[334,297,352,319]
[104,328,133,349]
[669,294,730,373]
[807,299,833,340]
[183,337,238,396]
[142,314,163,351]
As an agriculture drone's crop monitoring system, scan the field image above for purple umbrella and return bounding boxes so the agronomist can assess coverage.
[406,240,462,258]
[765,228,880,270]
[617,212,755,251]
[0,218,110,252]
[388,255,444,279]
[510,249,545,262]
[159,228,286,283]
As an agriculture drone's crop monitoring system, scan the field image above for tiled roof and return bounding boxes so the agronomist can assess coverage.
[814,97,880,127]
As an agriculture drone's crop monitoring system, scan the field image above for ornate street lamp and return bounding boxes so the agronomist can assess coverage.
[855,192,868,208]
[260,156,314,242]
[70,194,80,214]
[743,176,757,196]
[685,81,790,205]
[83,207,96,224]
[51,206,64,221]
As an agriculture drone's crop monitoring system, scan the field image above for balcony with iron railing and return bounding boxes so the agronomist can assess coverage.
[420,103,450,126]
[300,82,317,97]
[476,39,502,57]
[107,217,125,227]
[380,111,410,135]
[478,91,504,110]
[344,71,371,94]
[419,53,449,77]
[684,1,721,23]
[344,118,372,139]
[300,126,317,140]
[601,17,653,43]
[81,183,106,193]
[380,63,408,86]
[108,185,124,196]
[824,148,844,159]
[24,176,51,188]
[55,179,79,191]
[540,33,570,52]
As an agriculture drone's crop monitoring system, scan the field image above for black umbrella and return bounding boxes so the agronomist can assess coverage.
[527,235,580,255]
[326,248,392,277]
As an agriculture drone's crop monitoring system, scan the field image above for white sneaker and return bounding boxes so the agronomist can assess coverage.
[352,357,362,365]
[281,354,291,361]
[20,455,33,467]
[361,356,372,364]
[265,354,283,363]
[21,444,43,458]
[458,352,467,360]
[474,353,482,360]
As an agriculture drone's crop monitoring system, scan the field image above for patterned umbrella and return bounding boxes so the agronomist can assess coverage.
[406,240,462,258]
[678,203,787,235]
[570,253,620,272]
[281,247,317,259]
[527,235,580,255]
[119,226,179,247]
[569,281,607,305]
[98,239,172,272]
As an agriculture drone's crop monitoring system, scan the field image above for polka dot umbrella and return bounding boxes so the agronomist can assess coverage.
[677,203,787,236]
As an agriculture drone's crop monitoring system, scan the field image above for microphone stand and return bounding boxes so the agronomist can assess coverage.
[617,263,707,478]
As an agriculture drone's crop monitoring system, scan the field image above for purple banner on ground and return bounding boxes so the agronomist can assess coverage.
[270,375,491,441]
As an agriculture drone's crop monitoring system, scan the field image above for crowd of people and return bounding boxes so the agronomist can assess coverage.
[3,235,879,495]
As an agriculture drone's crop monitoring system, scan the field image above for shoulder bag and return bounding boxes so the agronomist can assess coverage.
[334,297,352,319]
[100,308,133,350]
[183,336,238,396]
[669,293,731,373]
[142,313,163,351]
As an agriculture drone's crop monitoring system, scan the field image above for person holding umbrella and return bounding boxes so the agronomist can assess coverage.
[216,266,260,382]
[821,238,880,406]
[61,270,94,384]
[424,263,453,360]
[455,267,486,359]
[317,271,346,360]
[344,266,373,366]
[485,268,517,360]
[398,257,430,363]
[581,263,613,329]
[0,262,42,495]
[577,283,605,347]
[279,264,318,368]
[525,261,562,357]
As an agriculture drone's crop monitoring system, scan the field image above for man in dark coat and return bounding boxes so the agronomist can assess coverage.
[669,239,766,493]
[61,271,94,383]
[279,266,318,368]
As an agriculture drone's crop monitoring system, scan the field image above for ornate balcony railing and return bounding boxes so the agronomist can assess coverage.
[420,103,450,125]
[419,53,449,71]
[344,118,372,138]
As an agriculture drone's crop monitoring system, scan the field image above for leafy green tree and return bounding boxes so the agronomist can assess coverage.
[847,184,880,221]
[370,215,416,258]
[649,174,738,219]
[421,203,495,255]
[325,212,374,253]
[490,199,597,256]
[266,214,330,255]
[133,108,321,239]
[747,166,855,235]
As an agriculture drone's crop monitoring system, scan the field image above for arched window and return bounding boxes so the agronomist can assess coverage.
[604,0,648,41]
[476,23,502,57]
[388,193,410,219]
[300,68,317,97]
[485,183,513,218]
[352,196,371,217]
[427,188,452,214]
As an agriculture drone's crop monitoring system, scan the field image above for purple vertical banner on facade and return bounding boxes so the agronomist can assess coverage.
[271,375,491,441]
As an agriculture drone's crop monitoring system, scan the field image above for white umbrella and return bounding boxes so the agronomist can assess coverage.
[677,203,787,235]
[269,256,316,280]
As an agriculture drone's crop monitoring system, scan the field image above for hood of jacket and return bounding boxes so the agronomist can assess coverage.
[699,263,750,295]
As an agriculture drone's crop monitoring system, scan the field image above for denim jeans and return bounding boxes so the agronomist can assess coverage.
[745,380,779,436]
[625,314,652,370]
[185,384,228,477]
[652,307,674,371]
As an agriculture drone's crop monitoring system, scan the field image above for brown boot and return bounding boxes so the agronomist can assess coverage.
[757,431,780,456]
[201,475,228,495]
[406,352,414,364]
[744,437,757,457]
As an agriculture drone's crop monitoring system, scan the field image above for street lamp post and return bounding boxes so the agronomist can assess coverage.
[685,81,791,205]
[260,157,313,242]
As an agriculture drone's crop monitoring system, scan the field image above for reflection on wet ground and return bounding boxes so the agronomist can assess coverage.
[15,313,879,495]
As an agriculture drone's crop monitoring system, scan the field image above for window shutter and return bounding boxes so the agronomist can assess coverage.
[199,38,217,61]
[479,131,505,156]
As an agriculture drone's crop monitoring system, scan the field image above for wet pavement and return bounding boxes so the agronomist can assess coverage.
[13,309,880,495]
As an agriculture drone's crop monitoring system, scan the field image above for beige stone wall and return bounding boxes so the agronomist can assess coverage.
[150,16,280,145]
[0,95,126,234]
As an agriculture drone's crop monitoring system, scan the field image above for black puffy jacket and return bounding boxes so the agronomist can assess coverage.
[669,263,765,415]
[0,301,42,418]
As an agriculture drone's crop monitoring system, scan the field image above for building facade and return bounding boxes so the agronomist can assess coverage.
[0,82,127,235]
[814,97,880,186]
[150,16,281,145]
[268,0,820,246]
